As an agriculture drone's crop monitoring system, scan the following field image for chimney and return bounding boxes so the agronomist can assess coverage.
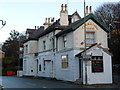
[86,6,88,15]
[44,17,51,30]
[89,6,92,13]
[37,26,39,29]
[61,4,64,11]
[65,4,67,11]
[60,4,68,26]
[45,18,47,23]
[35,26,36,30]
[48,18,50,23]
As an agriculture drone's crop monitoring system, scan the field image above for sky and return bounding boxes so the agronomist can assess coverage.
[0,0,119,43]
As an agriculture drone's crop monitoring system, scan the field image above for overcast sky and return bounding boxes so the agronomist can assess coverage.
[0,0,119,43]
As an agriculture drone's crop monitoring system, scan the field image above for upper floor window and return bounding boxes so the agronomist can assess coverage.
[86,32,95,46]
[61,55,68,68]
[63,35,67,48]
[43,40,46,50]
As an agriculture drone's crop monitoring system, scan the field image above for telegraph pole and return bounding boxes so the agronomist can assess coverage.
[84,0,87,85]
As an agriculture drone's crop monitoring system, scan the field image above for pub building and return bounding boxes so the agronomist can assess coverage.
[22,4,113,85]
[76,43,113,84]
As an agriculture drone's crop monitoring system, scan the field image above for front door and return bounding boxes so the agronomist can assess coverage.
[45,61,53,78]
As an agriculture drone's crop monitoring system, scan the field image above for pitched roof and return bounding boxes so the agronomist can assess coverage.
[56,13,109,37]
[75,43,112,57]
[24,11,82,43]
[24,27,44,43]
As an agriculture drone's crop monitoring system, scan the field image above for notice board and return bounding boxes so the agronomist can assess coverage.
[92,60,103,72]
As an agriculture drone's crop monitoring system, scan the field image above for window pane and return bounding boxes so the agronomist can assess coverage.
[61,55,68,68]
[86,32,95,46]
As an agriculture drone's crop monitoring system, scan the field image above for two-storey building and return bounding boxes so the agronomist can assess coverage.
[23,4,112,84]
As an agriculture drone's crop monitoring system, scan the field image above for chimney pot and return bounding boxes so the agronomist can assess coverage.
[48,18,50,23]
[37,26,39,29]
[45,18,47,23]
[86,6,88,14]
[65,4,67,11]
[35,26,36,30]
[89,6,92,13]
[61,4,63,11]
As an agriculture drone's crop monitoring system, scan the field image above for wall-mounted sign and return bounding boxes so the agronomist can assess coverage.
[82,55,92,60]
[82,23,98,30]
[92,60,103,72]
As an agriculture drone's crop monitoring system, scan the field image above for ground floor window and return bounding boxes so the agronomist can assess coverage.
[61,55,68,68]
[39,64,41,71]
[91,56,103,72]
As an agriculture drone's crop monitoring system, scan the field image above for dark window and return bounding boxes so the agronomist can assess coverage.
[31,70,33,72]
[39,64,41,71]
[43,61,45,70]
[43,40,46,50]
[91,56,103,72]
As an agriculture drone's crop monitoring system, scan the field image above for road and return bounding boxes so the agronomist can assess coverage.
[1,76,119,89]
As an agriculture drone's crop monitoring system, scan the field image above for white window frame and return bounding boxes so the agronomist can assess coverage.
[86,32,95,46]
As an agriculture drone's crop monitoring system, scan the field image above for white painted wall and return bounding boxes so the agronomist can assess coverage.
[37,52,55,78]
[60,12,68,26]
[23,55,37,76]
[55,49,80,82]
[82,47,112,84]
[24,40,38,55]
[38,32,54,53]
[57,32,74,51]
[73,19,108,49]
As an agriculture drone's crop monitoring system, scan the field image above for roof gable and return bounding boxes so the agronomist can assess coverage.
[72,13,109,32]
[56,13,109,37]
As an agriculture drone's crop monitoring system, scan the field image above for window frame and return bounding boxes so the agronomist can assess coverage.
[91,56,104,73]
[86,32,95,46]
[63,35,67,48]
[61,55,68,68]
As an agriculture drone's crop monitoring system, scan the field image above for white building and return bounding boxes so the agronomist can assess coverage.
[23,4,112,84]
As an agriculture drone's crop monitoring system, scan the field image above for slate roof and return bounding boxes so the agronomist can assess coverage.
[56,13,109,37]
[24,13,109,43]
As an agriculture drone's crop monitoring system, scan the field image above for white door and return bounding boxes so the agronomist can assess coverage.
[45,61,53,77]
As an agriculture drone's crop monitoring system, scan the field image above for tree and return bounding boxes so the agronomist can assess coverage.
[8,30,19,41]
[94,2,120,65]
[2,30,20,58]
[2,30,26,75]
